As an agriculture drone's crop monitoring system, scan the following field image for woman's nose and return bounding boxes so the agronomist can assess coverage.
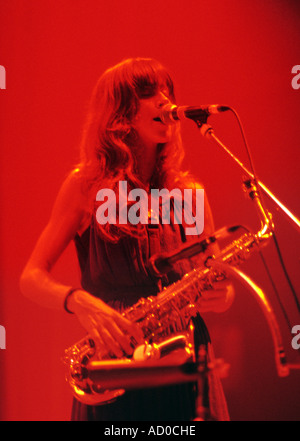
[156,91,170,108]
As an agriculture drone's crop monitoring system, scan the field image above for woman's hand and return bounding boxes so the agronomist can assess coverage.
[68,290,144,358]
[198,280,235,313]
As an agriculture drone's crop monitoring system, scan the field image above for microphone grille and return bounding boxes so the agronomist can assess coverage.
[161,104,178,124]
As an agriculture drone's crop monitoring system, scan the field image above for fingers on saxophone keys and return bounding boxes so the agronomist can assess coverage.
[101,329,125,358]
[118,315,144,344]
[88,327,106,357]
[86,315,120,358]
[102,317,134,357]
[129,336,138,348]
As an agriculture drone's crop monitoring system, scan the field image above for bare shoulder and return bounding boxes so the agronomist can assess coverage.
[50,167,91,234]
[183,176,204,190]
[193,181,204,190]
[54,168,87,207]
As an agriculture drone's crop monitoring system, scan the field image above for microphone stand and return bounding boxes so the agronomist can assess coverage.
[196,119,300,233]
[194,116,300,374]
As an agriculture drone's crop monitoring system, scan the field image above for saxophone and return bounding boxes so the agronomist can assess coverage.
[63,179,289,405]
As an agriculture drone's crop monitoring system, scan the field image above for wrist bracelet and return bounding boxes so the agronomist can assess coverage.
[64,288,80,314]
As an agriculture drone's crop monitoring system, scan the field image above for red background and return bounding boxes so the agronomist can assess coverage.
[0,0,300,421]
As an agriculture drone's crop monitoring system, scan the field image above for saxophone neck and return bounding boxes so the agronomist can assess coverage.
[243,178,274,244]
[256,212,274,243]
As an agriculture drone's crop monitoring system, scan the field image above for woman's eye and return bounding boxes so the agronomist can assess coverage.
[138,86,156,99]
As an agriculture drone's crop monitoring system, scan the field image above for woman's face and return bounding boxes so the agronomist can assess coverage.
[131,89,174,150]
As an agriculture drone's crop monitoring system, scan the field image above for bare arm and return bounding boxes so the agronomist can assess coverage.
[20,169,88,309]
[20,170,143,356]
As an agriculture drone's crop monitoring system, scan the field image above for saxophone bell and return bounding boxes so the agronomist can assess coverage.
[62,336,127,405]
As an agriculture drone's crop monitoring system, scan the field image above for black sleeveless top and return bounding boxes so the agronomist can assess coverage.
[74,210,209,301]
[71,200,230,421]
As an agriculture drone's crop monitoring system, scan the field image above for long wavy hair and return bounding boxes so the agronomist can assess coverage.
[77,57,195,242]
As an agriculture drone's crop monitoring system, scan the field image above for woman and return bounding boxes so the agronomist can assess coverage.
[20,57,234,421]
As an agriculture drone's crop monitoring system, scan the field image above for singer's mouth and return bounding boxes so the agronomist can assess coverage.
[153,117,164,124]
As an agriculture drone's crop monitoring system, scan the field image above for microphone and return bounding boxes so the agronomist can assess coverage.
[160,104,230,124]
[148,225,241,277]
[148,236,212,277]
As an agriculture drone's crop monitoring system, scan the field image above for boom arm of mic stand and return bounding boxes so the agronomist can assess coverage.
[199,123,300,233]
[206,259,290,377]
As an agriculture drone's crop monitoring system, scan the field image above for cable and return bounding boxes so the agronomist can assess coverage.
[227,107,300,316]
[227,107,268,213]
[272,232,300,313]
[258,249,293,330]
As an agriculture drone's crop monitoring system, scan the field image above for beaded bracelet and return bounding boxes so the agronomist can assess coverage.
[63,288,81,314]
